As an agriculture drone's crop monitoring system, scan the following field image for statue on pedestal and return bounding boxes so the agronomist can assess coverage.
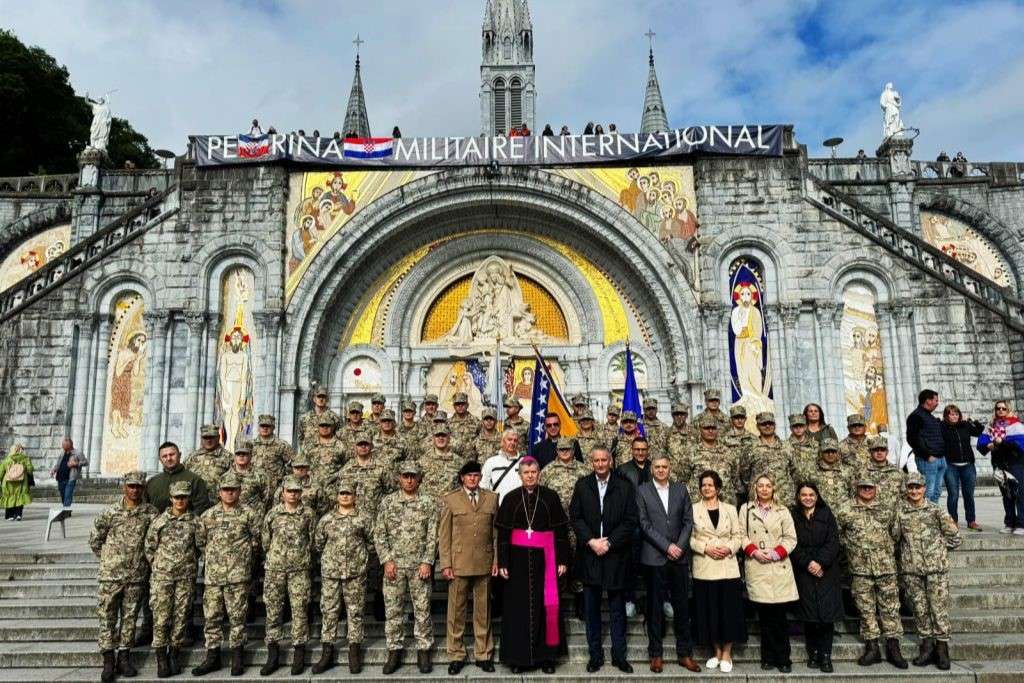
[85,92,113,153]
[879,82,905,140]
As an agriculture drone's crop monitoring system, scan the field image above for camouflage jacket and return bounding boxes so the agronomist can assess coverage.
[89,500,159,583]
[315,510,371,579]
[251,436,294,490]
[196,504,261,585]
[744,437,798,506]
[539,458,590,514]
[448,413,481,451]
[144,510,199,579]
[644,418,668,455]
[337,423,372,455]
[686,442,741,505]
[836,498,899,576]
[185,447,232,500]
[470,430,502,463]
[261,503,318,573]
[374,492,439,568]
[722,426,756,463]
[337,457,390,519]
[860,461,905,512]
[222,466,270,513]
[418,447,463,499]
[575,430,608,460]
[797,458,855,510]
[695,409,730,431]
[612,430,642,465]
[839,436,871,470]
[788,436,820,471]
[897,500,962,575]
[601,422,621,445]
[272,473,336,518]
[303,435,347,482]
[298,408,340,445]
[665,426,697,477]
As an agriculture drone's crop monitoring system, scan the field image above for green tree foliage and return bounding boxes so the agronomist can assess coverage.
[0,29,158,176]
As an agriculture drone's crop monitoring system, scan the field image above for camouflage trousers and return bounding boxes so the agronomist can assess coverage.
[149,577,196,648]
[320,575,367,644]
[383,567,433,651]
[96,580,145,652]
[850,574,903,640]
[203,582,250,649]
[264,569,311,645]
[901,573,951,641]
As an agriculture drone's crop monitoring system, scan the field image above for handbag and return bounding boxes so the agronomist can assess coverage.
[3,462,25,483]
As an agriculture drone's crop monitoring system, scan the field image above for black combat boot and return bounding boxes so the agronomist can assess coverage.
[156,647,171,678]
[382,650,402,674]
[169,647,183,675]
[116,649,138,677]
[230,646,245,676]
[260,642,280,676]
[935,641,951,670]
[290,644,306,675]
[101,650,117,683]
[885,638,908,669]
[191,647,221,676]
[913,638,935,666]
[819,653,834,673]
[417,649,432,674]
[857,639,881,666]
[349,643,363,674]
[311,643,335,674]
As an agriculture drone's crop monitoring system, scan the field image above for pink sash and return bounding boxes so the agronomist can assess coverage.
[510,528,560,646]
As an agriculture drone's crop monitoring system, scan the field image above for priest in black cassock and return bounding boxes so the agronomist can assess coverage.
[495,456,570,674]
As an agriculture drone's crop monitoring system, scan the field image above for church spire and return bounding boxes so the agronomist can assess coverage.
[343,35,371,138]
[640,29,669,134]
[480,0,535,136]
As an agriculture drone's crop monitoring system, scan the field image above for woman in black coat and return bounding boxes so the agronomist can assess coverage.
[941,404,985,530]
[789,482,843,673]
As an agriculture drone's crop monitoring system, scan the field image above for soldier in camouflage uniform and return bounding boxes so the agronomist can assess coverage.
[861,436,905,512]
[721,405,756,466]
[744,412,799,507]
[304,413,347,483]
[89,471,158,683]
[273,456,334,517]
[365,393,387,438]
[787,413,819,471]
[570,393,589,419]
[417,394,441,440]
[251,414,294,495]
[642,397,668,455]
[602,404,622,445]
[418,410,451,455]
[612,410,643,465]
[503,396,530,453]
[298,386,340,446]
[260,476,318,676]
[835,477,908,669]
[338,436,390,521]
[897,472,962,670]
[374,409,407,489]
[665,401,697,476]
[221,440,270,513]
[839,413,871,469]
[798,438,855,510]
[419,426,463,499]
[338,400,371,456]
[397,400,421,452]
[145,481,199,678]
[192,472,261,677]
[575,409,607,457]
[313,482,372,674]
[685,415,742,505]
[540,437,591,609]
[186,424,232,503]
[449,392,481,455]
[470,407,502,462]
[694,388,730,431]
[374,463,440,674]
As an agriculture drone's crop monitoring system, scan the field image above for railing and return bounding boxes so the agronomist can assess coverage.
[0,174,79,195]
[805,175,1024,333]
[807,158,1024,186]
[0,187,179,322]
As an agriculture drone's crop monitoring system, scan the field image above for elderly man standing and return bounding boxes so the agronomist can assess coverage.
[439,462,499,674]
[50,437,87,508]
[481,429,523,504]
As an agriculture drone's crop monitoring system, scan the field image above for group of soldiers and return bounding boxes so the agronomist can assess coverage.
[87,387,962,680]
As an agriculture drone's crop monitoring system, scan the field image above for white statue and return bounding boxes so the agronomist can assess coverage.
[85,92,113,152]
[879,82,905,140]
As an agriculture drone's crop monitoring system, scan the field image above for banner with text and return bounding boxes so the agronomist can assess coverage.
[190,125,789,168]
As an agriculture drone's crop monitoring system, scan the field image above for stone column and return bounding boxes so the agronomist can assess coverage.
[141,310,170,471]
[88,315,112,473]
[877,304,905,436]
[892,304,919,422]
[765,306,789,415]
[73,148,104,243]
[71,314,98,455]
[183,312,207,446]
[201,314,220,431]
[780,304,801,413]
[876,137,919,234]
[815,302,844,422]
[255,310,283,418]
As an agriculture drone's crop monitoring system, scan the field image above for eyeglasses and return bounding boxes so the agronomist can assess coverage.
[997,407,1008,412]
[545,422,560,428]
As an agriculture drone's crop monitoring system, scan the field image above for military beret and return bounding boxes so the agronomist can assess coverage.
[314,387,329,397]
[580,409,595,421]
[459,461,482,476]
[820,438,840,452]
[434,426,451,436]
[258,414,276,427]
[290,455,310,468]
[453,392,469,404]
[355,434,373,445]
[317,414,337,427]
[696,414,720,428]
[504,396,522,409]
[423,394,439,404]
[856,477,876,488]
[788,413,807,427]
[481,407,497,420]
[847,413,866,427]
[756,412,775,425]
[200,424,220,438]
[401,400,416,412]
[371,393,386,404]
[433,410,449,422]
[704,389,722,400]
[671,402,690,415]
[570,393,588,406]
[620,410,638,422]
[380,409,396,422]
[607,404,621,416]
[867,435,889,450]
[123,471,146,486]
[730,405,747,418]
[219,472,242,489]
[348,400,364,413]
[282,476,304,491]
[336,479,356,495]
[643,397,658,409]
[905,472,926,487]
[556,437,574,450]
[399,462,421,476]
[169,481,191,497]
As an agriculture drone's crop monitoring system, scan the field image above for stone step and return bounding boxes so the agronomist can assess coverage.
[0,552,97,566]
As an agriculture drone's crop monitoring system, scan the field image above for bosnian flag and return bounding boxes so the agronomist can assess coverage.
[238,134,271,159]
[343,137,394,159]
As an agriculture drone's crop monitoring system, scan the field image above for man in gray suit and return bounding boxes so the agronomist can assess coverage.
[636,455,700,673]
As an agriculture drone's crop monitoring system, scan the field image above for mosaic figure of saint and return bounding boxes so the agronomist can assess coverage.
[110,331,147,437]
[728,260,774,424]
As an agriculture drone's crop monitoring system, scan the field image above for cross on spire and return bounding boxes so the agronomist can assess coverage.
[353,34,364,56]
[645,28,656,51]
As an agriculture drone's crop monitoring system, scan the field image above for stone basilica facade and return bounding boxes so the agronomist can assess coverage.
[2,0,1024,476]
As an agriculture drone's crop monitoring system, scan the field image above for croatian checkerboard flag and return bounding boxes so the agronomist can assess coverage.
[343,137,394,159]
[238,134,270,158]
[527,350,577,456]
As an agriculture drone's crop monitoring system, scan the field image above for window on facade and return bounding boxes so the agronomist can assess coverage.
[493,78,507,136]
[503,37,512,60]
[510,78,523,129]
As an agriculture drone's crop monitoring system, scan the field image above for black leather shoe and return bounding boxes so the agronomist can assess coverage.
[761,662,774,670]
[779,663,792,673]
[477,659,495,672]
[542,663,556,674]
[586,659,602,673]
[448,660,466,675]
[612,660,633,674]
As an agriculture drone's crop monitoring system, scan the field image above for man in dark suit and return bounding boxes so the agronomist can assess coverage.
[637,455,701,673]
[569,446,638,673]
[532,413,583,468]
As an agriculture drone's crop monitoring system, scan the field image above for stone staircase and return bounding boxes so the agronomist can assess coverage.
[2,506,1024,681]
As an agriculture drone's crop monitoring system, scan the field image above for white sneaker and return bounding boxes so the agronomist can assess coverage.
[720,659,733,673]
[1003,526,1016,534]
[705,657,719,670]
[662,601,674,618]
[625,601,636,618]
[1014,528,1024,536]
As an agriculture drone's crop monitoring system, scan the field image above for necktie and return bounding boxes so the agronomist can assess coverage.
[470,491,478,509]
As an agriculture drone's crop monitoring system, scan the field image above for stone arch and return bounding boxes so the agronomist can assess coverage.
[92,273,156,316]
[328,345,395,399]
[0,202,72,263]
[710,235,787,304]
[193,236,272,313]
[828,261,898,305]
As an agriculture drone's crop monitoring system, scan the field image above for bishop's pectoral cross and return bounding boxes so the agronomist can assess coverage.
[526,527,534,538]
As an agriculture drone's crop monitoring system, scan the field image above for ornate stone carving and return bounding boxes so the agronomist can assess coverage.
[780,303,801,328]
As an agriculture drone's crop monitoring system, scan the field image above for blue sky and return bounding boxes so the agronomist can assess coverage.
[3,0,1022,160]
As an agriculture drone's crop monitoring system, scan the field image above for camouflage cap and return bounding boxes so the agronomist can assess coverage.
[905,472,926,487]
[847,412,866,427]
[580,409,595,421]
[290,455,311,468]
[643,397,658,409]
[234,440,253,454]
[355,433,373,445]
[380,409,396,422]
[607,404,621,416]
[671,402,690,415]
[570,393,588,406]
[756,411,776,425]
[399,462,421,476]
[219,472,242,489]
[730,405,747,418]
[314,387,329,397]
[336,479,356,495]
[169,481,191,497]
[556,437,574,450]
[433,410,449,422]
[856,476,877,488]
[283,476,304,491]
[423,393,439,404]
[620,410,638,422]
[371,393,386,404]
[696,414,720,429]
[433,426,451,436]
[820,438,840,452]
[317,414,337,427]
[123,471,146,486]
[788,413,807,427]
[503,396,521,409]
[481,407,498,420]
[258,414,276,427]
[348,400,364,413]
[401,400,416,412]
[200,424,220,438]
[867,435,889,450]
[704,388,722,400]
[453,392,469,404]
